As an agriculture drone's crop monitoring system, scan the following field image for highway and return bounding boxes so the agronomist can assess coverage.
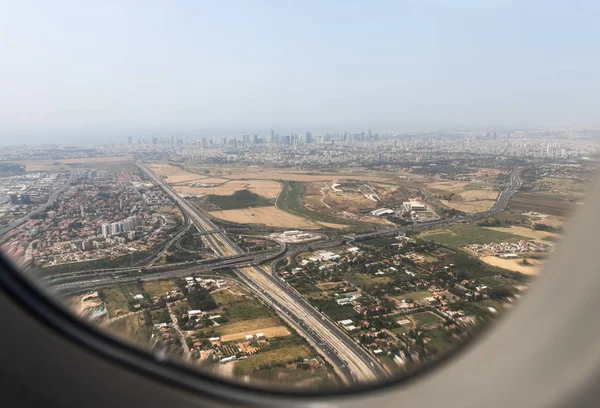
[47,164,523,384]
[137,162,388,384]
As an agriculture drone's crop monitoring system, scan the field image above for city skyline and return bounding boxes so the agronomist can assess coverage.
[1,1,599,144]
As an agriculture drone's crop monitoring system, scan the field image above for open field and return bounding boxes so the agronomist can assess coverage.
[216,317,280,336]
[221,325,291,342]
[206,190,272,210]
[412,311,445,330]
[212,288,246,305]
[105,313,152,345]
[147,163,208,183]
[480,256,542,275]
[485,226,561,243]
[103,284,142,315]
[395,290,431,302]
[224,298,275,322]
[175,179,281,199]
[419,224,527,247]
[531,215,567,227]
[234,343,312,375]
[439,199,495,213]
[345,272,393,288]
[509,192,575,217]
[142,280,178,298]
[458,189,500,201]
[537,177,586,194]
[315,282,344,290]
[210,206,320,229]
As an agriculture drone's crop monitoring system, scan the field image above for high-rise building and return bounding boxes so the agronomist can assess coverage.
[102,224,111,238]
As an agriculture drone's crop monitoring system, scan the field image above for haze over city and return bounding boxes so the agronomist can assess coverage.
[1,0,600,395]
[1,0,599,145]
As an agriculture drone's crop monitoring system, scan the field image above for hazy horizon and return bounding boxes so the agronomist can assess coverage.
[1,0,599,144]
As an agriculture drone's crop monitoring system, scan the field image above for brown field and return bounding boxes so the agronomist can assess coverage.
[209,206,319,229]
[315,282,343,290]
[216,317,280,336]
[221,326,291,342]
[427,180,469,193]
[459,189,499,201]
[183,177,230,184]
[225,169,394,183]
[532,215,567,227]
[175,179,282,199]
[440,199,496,213]
[509,192,575,217]
[480,256,542,275]
[147,163,207,184]
[485,226,561,243]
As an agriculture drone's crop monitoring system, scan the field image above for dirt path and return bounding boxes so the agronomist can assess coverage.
[167,303,191,361]
[320,183,331,209]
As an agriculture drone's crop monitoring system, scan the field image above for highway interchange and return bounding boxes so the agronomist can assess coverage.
[26,163,522,385]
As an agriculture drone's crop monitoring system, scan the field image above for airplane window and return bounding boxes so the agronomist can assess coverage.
[0,0,598,397]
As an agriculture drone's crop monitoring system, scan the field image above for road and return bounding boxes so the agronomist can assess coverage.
[47,164,523,384]
[137,162,387,384]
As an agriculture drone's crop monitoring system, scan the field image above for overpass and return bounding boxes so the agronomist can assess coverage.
[136,161,388,385]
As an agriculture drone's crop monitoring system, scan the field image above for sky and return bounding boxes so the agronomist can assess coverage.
[0,0,598,144]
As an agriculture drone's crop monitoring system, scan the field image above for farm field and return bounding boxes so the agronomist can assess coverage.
[209,206,320,229]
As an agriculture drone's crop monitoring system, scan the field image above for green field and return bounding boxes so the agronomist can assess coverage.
[395,290,431,302]
[103,284,143,315]
[424,326,457,354]
[234,339,311,375]
[419,223,526,247]
[207,190,272,210]
[345,272,393,288]
[212,288,246,306]
[143,280,177,298]
[412,311,444,330]
[276,181,357,226]
[309,298,358,321]
[223,298,273,323]
[215,317,280,336]
[150,308,171,324]
[106,313,152,345]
